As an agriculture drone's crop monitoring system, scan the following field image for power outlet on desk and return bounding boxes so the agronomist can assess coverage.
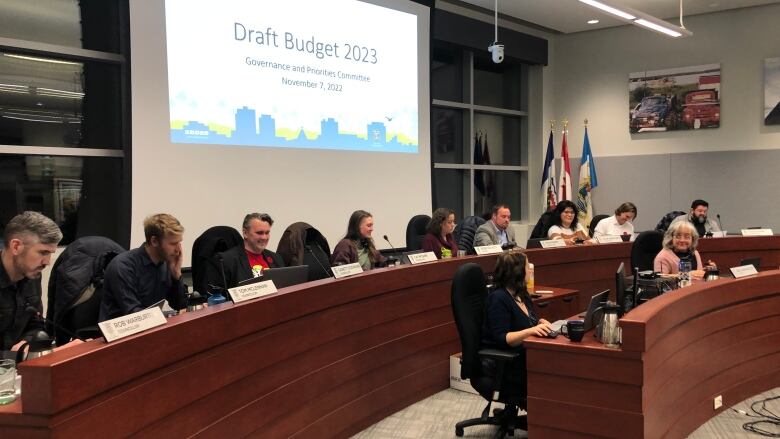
[714,395,723,410]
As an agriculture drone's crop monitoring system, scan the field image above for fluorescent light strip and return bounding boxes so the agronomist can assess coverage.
[3,53,82,66]
[634,18,683,37]
[2,115,64,123]
[38,87,84,97]
[578,0,635,20]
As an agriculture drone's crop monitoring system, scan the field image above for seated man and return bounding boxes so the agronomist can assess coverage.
[1,212,62,354]
[474,204,516,248]
[671,199,721,237]
[99,214,188,321]
[206,213,285,290]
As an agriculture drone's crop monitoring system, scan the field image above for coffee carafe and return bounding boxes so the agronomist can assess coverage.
[595,302,621,348]
[16,330,54,363]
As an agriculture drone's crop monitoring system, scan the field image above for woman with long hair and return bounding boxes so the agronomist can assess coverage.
[331,210,386,270]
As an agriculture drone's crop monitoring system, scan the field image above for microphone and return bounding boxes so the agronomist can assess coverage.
[306,244,334,278]
[26,306,85,342]
[216,253,230,301]
[717,214,723,232]
[383,235,400,267]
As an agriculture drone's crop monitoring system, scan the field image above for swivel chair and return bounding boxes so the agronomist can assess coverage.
[529,211,555,239]
[451,263,527,437]
[405,214,431,251]
[589,214,610,237]
[655,210,686,233]
[631,230,664,272]
[191,226,243,295]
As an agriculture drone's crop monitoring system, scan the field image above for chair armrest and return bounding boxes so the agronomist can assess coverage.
[478,348,519,362]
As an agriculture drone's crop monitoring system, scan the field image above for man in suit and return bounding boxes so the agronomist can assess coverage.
[207,213,285,291]
[474,204,516,247]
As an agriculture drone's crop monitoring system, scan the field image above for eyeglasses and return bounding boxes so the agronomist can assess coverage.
[563,210,575,215]
[673,234,693,240]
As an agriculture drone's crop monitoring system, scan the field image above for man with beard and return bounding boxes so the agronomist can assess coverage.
[0,212,62,352]
[206,213,285,290]
[99,214,188,321]
[672,199,722,237]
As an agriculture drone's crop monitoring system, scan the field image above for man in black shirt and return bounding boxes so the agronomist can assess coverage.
[0,212,62,352]
[99,214,188,321]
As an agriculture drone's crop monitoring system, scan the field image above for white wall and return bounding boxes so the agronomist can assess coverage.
[549,4,780,158]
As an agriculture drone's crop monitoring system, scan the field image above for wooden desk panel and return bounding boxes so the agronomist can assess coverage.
[1,236,777,438]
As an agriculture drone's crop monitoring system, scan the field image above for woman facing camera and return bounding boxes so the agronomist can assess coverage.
[421,208,458,259]
[331,210,386,270]
[547,200,592,245]
[482,251,553,398]
[593,202,637,239]
[654,221,714,279]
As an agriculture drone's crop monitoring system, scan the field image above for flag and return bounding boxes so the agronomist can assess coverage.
[473,133,484,195]
[483,134,494,201]
[577,127,599,226]
[558,128,572,201]
[541,129,558,211]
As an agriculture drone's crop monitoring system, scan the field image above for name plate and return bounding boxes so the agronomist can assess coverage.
[741,228,773,236]
[407,251,438,264]
[540,239,566,249]
[332,262,364,279]
[711,230,728,238]
[474,245,503,255]
[98,307,167,343]
[596,235,623,244]
[229,280,278,303]
[730,264,759,278]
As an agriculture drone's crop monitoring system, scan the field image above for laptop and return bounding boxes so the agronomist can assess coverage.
[400,250,424,264]
[237,265,309,289]
[582,289,610,332]
[739,257,761,271]
[526,238,545,249]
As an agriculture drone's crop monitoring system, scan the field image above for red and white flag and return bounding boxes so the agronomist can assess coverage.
[558,128,572,201]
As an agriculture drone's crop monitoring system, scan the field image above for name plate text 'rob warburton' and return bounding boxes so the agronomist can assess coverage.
[98,308,167,342]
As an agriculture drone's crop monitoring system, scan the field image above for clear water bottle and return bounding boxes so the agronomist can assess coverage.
[207,291,228,306]
[527,263,535,293]
[678,260,692,287]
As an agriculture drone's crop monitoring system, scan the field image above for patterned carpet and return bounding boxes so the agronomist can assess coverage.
[352,387,780,438]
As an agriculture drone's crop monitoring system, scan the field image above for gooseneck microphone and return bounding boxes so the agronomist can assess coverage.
[306,244,334,278]
[717,214,723,232]
[383,235,400,267]
[216,253,231,300]
[26,306,86,342]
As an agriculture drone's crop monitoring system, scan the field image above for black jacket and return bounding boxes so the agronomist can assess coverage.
[205,244,285,291]
[1,258,45,351]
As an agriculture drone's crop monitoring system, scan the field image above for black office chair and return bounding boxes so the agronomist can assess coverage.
[276,222,332,281]
[191,226,243,295]
[451,263,526,438]
[454,215,486,255]
[655,210,686,233]
[631,230,664,272]
[405,214,431,251]
[529,211,555,239]
[589,214,610,237]
[46,236,125,344]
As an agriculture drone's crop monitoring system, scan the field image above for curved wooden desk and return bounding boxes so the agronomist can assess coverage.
[0,236,777,438]
[525,270,780,439]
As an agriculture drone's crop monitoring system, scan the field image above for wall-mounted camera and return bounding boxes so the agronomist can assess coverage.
[488,42,504,64]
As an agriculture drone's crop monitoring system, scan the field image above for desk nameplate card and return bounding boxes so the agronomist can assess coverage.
[98,308,167,343]
[741,229,773,236]
[730,264,759,278]
[474,245,503,255]
[332,263,364,279]
[229,280,278,304]
[596,235,623,244]
[711,231,728,238]
[540,239,566,249]
[407,252,438,264]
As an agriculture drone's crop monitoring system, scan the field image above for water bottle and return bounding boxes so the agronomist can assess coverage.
[207,290,228,306]
[527,263,535,293]
[678,260,692,287]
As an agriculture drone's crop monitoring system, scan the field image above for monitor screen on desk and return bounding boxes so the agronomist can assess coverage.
[237,266,309,289]
[583,289,610,332]
[739,257,761,271]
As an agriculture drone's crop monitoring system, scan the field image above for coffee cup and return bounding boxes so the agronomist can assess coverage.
[560,320,585,342]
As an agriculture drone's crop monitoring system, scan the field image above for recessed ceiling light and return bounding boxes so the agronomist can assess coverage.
[587,19,600,24]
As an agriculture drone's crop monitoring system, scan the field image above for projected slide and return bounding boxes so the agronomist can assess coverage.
[165,0,419,153]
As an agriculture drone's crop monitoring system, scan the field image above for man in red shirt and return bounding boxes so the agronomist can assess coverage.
[206,213,285,290]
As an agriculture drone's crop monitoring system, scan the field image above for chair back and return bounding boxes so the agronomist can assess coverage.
[589,214,610,237]
[191,226,243,294]
[455,216,486,255]
[631,230,664,272]
[277,222,332,280]
[529,211,555,239]
[405,214,431,251]
[655,210,686,233]
[450,263,488,379]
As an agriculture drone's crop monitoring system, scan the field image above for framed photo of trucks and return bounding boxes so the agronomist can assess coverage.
[628,63,720,134]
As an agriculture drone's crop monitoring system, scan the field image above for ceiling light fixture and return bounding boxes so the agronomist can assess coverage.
[587,19,600,24]
[578,0,693,38]
[2,53,82,66]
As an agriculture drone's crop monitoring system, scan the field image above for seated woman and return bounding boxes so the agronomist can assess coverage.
[654,221,714,279]
[593,202,637,239]
[547,200,592,245]
[331,210,386,270]
[482,251,553,398]
[421,208,458,259]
